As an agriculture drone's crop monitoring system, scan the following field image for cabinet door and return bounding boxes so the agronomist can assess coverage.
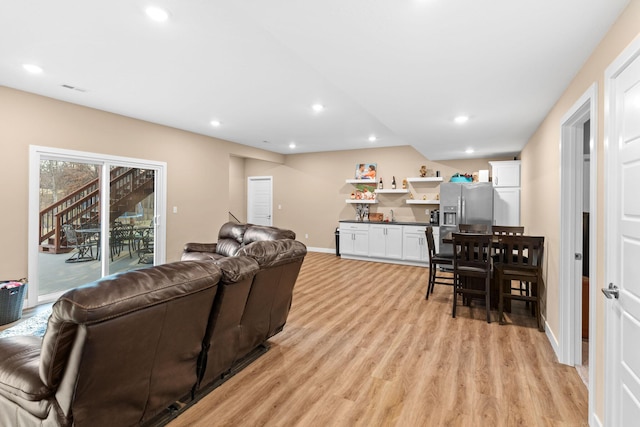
[352,231,369,255]
[432,227,440,253]
[339,230,355,255]
[385,225,403,259]
[493,188,521,226]
[402,226,427,262]
[492,161,521,187]
[368,225,387,258]
[403,232,424,261]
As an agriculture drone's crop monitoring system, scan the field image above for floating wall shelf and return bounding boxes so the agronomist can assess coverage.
[406,177,443,183]
[345,199,378,204]
[405,199,440,205]
[345,179,376,184]
[376,189,408,194]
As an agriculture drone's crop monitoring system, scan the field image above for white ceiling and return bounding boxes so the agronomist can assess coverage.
[0,0,629,160]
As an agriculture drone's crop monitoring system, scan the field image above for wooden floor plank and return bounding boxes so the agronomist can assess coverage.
[169,252,588,427]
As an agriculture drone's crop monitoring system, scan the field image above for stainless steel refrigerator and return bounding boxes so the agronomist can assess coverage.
[439,182,494,255]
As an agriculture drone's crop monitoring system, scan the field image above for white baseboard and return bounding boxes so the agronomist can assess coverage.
[591,413,602,427]
[306,247,335,254]
[545,318,561,360]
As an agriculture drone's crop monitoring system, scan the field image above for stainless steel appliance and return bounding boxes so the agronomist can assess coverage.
[430,209,439,225]
[439,182,494,255]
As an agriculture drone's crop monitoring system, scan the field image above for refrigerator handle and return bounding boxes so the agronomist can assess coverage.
[461,197,466,223]
[457,196,462,225]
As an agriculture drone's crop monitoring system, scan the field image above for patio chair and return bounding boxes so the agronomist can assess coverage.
[61,224,95,263]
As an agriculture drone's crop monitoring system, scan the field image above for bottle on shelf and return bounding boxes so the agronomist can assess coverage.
[378,177,383,189]
[391,176,396,189]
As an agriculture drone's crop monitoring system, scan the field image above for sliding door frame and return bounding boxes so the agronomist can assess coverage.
[28,145,167,308]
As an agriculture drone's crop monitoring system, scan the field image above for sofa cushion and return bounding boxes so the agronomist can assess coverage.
[215,223,249,257]
[236,239,306,268]
[242,225,295,244]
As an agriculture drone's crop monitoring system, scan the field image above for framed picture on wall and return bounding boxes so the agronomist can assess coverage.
[355,163,377,180]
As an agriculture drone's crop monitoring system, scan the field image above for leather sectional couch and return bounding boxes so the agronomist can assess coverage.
[0,223,306,427]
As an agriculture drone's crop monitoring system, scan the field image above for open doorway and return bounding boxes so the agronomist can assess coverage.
[558,84,597,420]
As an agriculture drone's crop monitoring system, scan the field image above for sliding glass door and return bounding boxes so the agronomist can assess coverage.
[38,158,103,296]
[108,166,156,275]
[29,146,166,307]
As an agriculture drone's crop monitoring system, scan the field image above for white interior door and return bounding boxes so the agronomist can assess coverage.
[604,37,640,427]
[247,176,272,226]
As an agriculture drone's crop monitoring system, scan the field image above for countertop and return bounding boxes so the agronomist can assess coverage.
[339,220,437,226]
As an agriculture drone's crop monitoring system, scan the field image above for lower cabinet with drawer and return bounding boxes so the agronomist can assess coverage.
[339,222,370,256]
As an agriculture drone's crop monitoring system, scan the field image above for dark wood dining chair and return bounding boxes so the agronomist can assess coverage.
[492,225,527,301]
[425,226,453,299]
[452,232,493,323]
[458,223,490,234]
[494,235,545,331]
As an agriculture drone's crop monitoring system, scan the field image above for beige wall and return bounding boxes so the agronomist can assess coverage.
[520,0,640,419]
[0,86,283,281]
[245,145,510,248]
[229,156,247,222]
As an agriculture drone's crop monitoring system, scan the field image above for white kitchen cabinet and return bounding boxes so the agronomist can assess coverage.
[339,223,369,256]
[369,224,403,259]
[490,160,521,188]
[403,225,438,263]
[493,187,521,226]
[403,225,427,262]
[490,161,521,226]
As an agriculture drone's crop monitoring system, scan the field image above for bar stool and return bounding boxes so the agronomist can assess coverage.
[452,232,493,323]
[494,235,545,331]
[425,226,453,299]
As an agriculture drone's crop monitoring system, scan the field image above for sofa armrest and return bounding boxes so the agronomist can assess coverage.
[0,336,52,403]
[183,242,217,253]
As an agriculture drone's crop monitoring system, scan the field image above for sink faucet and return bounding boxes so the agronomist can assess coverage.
[390,209,395,222]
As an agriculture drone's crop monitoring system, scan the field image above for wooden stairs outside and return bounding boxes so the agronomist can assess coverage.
[39,167,154,254]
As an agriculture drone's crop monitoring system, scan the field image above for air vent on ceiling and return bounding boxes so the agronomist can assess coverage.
[61,84,87,93]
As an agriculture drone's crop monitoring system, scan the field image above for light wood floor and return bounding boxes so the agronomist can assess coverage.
[169,252,588,427]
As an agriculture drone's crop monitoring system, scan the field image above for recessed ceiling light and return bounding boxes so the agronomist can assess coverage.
[210,120,220,127]
[22,64,43,74]
[289,142,296,149]
[368,135,377,142]
[454,115,469,124]
[312,104,324,112]
[146,6,169,22]
[465,148,474,154]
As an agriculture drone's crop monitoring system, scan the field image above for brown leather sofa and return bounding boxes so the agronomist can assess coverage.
[0,225,306,427]
[181,223,306,391]
[181,222,296,261]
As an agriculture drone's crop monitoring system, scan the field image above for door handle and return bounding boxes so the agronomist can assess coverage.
[601,283,619,299]
[575,253,583,260]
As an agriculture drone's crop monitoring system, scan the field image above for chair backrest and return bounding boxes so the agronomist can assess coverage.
[492,225,524,236]
[62,224,79,245]
[494,235,544,267]
[452,232,492,271]
[458,223,490,234]
[425,226,437,259]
